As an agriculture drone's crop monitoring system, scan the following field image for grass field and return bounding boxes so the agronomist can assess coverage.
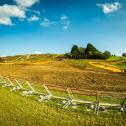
[0,57,126,126]
[0,86,126,126]
[108,56,126,70]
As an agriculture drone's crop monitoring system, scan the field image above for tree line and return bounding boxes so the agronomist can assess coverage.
[0,43,126,61]
[65,43,112,60]
[122,53,126,57]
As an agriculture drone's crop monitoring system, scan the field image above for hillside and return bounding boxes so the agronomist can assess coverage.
[0,86,126,126]
[107,56,126,70]
[0,55,126,126]
[0,54,65,63]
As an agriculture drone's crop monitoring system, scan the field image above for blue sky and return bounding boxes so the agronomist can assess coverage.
[0,0,126,56]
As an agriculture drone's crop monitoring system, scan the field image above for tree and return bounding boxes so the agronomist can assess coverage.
[85,43,98,58]
[72,51,79,59]
[70,45,79,59]
[78,47,85,59]
[64,53,70,58]
[122,53,126,57]
[67,43,112,60]
[70,45,79,54]
[88,51,105,59]
[0,57,3,62]
[85,43,97,53]
[103,51,111,59]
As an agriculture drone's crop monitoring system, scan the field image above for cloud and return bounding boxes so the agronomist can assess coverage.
[63,26,68,30]
[0,17,12,26]
[61,15,70,30]
[0,0,39,26]
[34,51,41,54]
[40,18,55,27]
[32,10,40,15]
[28,15,40,22]
[15,0,39,8]
[61,15,68,20]
[97,2,122,14]
[0,4,25,25]
[0,4,25,18]
[27,9,40,15]
[63,21,70,30]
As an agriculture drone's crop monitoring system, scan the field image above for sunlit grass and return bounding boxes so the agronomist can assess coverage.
[0,86,126,126]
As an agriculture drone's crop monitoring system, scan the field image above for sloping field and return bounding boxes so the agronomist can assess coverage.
[107,56,126,70]
[0,60,126,126]
[2,54,60,63]
[0,87,126,126]
[0,60,126,93]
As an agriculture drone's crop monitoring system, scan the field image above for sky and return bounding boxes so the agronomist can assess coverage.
[0,0,126,56]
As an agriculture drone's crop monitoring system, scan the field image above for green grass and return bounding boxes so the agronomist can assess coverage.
[116,61,126,70]
[107,56,126,69]
[0,86,126,126]
[108,56,126,62]
[107,56,122,62]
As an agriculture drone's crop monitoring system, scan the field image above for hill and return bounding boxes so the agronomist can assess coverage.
[0,86,126,126]
[0,54,65,64]
[0,54,126,126]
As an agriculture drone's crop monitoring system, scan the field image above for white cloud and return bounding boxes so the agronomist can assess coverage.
[0,17,12,25]
[61,15,68,20]
[60,15,70,30]
[27,9,40,15]
[32,10,40,15]
[28,15,40,22]
[97,2,121,14]
[34,51,41,54]
[0,0,39,26]
[0,4,25,18]
[63,26,68,30]
[40,18,55,27]
[0,4,25,25]
[15,0,39,8]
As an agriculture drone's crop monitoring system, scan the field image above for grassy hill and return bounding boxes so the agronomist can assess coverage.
[0,54,65,63]
[107,56,126,70]
[0,55,126,126]
[0,86,126,126]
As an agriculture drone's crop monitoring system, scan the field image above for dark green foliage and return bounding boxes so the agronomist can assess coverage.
[85,43,98,58]
[70,45,79,59]
[122,53,126,57]
[70,45,79,54]
[0,57,4,62]
[67,43,111,60]
[79,47,85,59]
[88,51,106,59]
[103,51,111,59]
[85,43,97,53]
[64,53,70,58]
